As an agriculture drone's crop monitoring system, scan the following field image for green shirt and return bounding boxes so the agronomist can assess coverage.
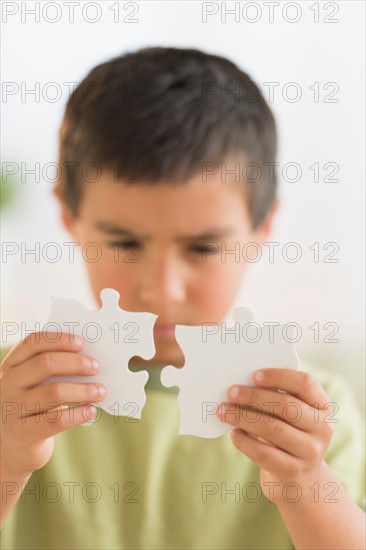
[1,356,365,549]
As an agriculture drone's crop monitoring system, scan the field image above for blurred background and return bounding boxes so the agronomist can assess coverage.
[1,1,365,411]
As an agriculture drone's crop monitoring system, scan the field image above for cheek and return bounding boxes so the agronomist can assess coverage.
[83,242,248,318]
[84,259,136,309]
[191,261,247,321]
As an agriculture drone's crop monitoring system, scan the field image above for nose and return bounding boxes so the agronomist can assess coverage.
[137,251,187,314]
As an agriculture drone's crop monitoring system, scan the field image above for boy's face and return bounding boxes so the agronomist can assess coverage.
[56,170,277,367]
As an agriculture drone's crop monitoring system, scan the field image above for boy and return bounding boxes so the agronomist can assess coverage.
[1,47,365,549]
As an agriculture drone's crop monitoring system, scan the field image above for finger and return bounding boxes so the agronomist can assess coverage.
[218,403,314,458]
[225,385,314,431]
[19,403,100,439]
[251,368,330,409]
[1,333,84,373]
[230,428,301,479]
[9,352,100,389]
[22,382,106,413]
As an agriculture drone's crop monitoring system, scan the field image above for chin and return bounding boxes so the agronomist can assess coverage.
[154,342,185,368]
[138,339,185,368]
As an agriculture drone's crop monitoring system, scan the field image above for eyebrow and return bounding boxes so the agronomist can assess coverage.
[93,221,235,242]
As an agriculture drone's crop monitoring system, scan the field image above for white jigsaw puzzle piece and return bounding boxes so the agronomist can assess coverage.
[43,288,157,424]
[161,307,300,438]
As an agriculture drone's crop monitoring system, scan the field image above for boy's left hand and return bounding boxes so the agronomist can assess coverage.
[216,368,335,507]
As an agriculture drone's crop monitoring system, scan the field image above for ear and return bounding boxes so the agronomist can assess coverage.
[52,186,78,240]
[254,198,280,244]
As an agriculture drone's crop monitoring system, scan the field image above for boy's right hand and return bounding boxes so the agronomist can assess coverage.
[0,332,106,478]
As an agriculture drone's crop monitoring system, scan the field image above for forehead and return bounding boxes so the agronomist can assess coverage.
[79,170,251,233]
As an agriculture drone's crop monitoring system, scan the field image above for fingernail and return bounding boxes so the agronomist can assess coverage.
[255,370,264,382]
[229,386,240,398]
[97,385,106,397]
[73,336,83,347]
[87,405,97,417]
[91,359,100,371]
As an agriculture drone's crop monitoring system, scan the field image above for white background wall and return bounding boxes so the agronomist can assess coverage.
[1,1,365,411]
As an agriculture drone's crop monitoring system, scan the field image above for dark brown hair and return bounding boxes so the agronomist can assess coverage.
[57,46,277,230]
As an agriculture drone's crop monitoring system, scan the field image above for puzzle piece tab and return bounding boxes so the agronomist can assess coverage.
[161,308,300,438]
[43,288,157,423]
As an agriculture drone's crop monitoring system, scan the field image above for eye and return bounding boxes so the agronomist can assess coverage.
[108,241,139,250]
[189,244,219,255]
